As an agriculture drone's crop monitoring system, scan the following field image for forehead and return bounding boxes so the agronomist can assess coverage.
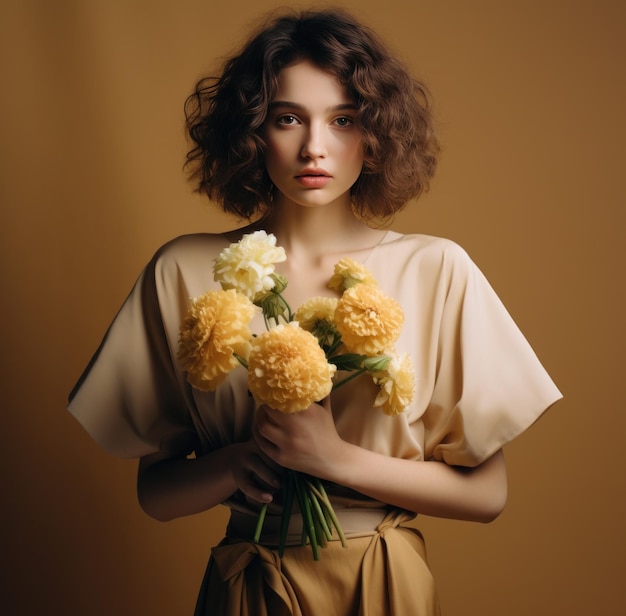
[274,60,353,105]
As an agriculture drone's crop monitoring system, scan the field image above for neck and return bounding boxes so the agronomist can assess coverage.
[257,199,384,264]
[247,198,389,306]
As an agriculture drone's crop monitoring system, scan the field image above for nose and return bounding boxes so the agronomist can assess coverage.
[301,123,327,160]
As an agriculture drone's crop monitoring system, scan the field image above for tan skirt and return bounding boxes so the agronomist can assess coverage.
[194,509,441,616]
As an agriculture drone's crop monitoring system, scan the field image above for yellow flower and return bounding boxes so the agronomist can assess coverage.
[294,297,339,348]
[328,257,378,293]
[248,322,336,413]
[213,231,286,299]
[295,297,338,328]
[334,284,404,355]
[177,289,256,391]
[372,352,415,416]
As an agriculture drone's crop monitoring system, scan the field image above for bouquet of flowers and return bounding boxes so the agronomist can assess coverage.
[177,231,415,559]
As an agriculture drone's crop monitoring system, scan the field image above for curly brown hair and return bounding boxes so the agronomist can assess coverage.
[184,8,440,221]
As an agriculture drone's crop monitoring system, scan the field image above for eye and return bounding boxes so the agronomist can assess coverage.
[276,114,300,126]
[333,116,354,128]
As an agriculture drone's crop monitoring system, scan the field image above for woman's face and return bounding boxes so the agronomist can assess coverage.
[264,60,364,211]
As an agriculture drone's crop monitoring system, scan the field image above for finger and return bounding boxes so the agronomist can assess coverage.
[254,407,286,446]
[259,403,294,426]
[257,448,284,473]
[254,435,280,465]
[251,455,282,489]
[252,421,280,462]
[238,473,274,504]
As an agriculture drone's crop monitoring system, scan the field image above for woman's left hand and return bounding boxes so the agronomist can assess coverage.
[253,397,343,478]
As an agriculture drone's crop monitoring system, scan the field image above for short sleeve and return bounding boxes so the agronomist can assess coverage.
[67,251,195,459]
[421,244,562,467]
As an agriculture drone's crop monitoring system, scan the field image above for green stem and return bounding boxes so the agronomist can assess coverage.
[279,471,296,558]
[306,479,332,542]
[253,503,268,544]
[294,474,319,560]
[233,353,249,369]
[325,337,344,358]
[277,292,294,321]
[332,367,367,391]
[312,503,325,547]
[311,479,347,548]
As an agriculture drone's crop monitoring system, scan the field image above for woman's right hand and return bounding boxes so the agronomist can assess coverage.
[137,437,281,522]
[230,439,282,505]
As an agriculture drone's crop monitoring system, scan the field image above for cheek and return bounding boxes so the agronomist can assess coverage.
[340,137,364,166]
[347,144,365,175]
[264,138,290,170]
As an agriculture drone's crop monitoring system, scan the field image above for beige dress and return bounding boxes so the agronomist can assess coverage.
[68,230,562,615]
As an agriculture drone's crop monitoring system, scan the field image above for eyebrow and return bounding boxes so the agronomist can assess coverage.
[269,101,358,112]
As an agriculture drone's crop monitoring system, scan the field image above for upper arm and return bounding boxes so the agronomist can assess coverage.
[137,430,198,479]
[465,448,508,521]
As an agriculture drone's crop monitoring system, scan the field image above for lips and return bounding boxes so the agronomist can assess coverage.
[295,175,331,188]
[295,168,332,188]
[296,167,331,178]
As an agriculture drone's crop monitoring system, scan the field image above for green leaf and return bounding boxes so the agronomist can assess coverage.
[329,353,367,370]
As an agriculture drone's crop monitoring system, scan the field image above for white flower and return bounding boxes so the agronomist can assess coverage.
[372,352,415,416]
[213,231,286,299]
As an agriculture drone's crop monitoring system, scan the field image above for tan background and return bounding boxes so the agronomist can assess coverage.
[1,0,623,614]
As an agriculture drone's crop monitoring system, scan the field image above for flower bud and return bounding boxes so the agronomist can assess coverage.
[270,273,288,293]
[254,292,287,320]
[362,355,391,372]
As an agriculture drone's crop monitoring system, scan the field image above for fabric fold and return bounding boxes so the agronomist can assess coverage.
[359,510,440,615]
[196,540,302,616]
[195,510,440,616]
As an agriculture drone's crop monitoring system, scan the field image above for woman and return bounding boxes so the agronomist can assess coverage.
[68,9,561,615]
